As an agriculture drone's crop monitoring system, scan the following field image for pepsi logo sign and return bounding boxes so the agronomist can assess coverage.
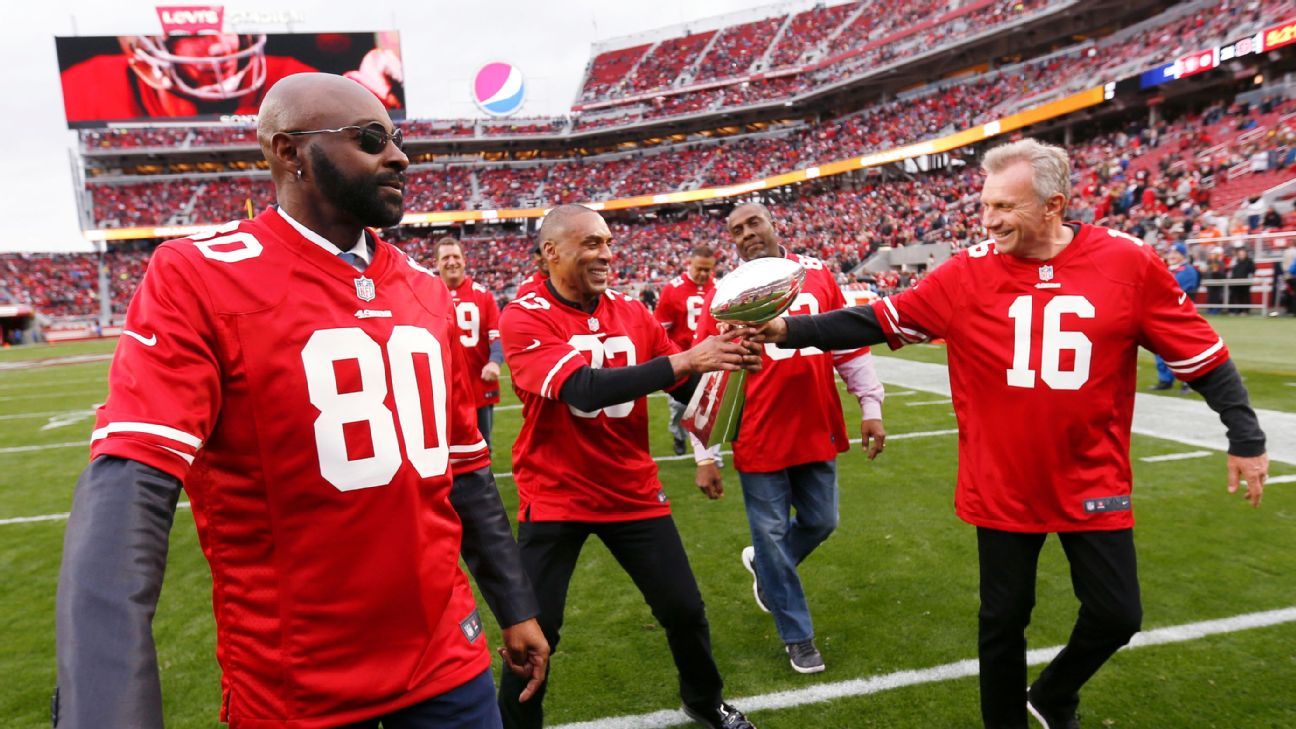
[473,62,525,116]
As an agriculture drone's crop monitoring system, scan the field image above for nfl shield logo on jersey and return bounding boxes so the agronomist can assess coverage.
[1038,265,1054,282]
[354,276,376,302]
[588,317,600,332]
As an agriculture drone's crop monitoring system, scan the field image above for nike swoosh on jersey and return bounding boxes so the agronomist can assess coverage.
[1178,292,1187,305]
[123,330,158,347]
[525,339,542,351]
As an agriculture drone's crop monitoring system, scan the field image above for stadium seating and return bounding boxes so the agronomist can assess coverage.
[693,17,784,82]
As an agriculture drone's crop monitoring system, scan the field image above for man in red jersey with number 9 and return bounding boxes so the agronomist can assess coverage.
[55,73,547,729]
[751,139,1268,729]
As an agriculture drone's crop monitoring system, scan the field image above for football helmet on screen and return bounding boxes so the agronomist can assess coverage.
[120,33,268,101]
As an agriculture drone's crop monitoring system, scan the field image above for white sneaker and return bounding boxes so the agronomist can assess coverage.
[740,546,770,613]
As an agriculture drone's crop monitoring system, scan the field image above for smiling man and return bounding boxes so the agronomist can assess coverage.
[750,138,1269,728]
[693,202,885,675]
[55,73,547,729]
[498,204,760,729]
[437,237,505,448]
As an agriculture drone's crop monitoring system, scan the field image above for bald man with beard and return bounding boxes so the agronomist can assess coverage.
[55,73,547,729]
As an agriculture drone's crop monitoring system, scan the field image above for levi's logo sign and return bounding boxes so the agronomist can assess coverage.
[460,609,483,643]
[1083,496,1131,513]
[156,6,225,34]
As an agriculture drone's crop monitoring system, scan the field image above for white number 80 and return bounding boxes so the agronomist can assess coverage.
[301,326,449,492]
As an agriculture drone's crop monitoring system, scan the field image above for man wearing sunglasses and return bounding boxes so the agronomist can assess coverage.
[55,73,547,729]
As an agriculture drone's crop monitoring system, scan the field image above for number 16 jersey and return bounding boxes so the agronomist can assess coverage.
[872,224,1227,533]
[90,208,491,728]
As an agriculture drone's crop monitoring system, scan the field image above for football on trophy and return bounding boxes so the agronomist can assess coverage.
[710,256,806,323]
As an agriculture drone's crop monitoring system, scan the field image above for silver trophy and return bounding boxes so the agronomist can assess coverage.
[683,256,806,447]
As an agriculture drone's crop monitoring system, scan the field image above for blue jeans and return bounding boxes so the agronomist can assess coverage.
[1154,355,1174,385]
[738,460,839,644]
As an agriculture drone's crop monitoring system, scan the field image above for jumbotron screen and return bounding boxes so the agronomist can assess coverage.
[54,31,404,128]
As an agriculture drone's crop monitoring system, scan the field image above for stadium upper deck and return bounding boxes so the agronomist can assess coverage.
[75,0,1296,236]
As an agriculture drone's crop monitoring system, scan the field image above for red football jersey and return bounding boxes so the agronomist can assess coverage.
[90,208,492,728]
[515,271,548,298]
[500,284,680,522]
[446,276,502,407]
[696,252,868,473]
[654,273,715,350]
[873,224,1229,532]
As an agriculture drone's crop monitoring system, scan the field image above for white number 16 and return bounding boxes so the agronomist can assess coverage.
[1006,295,1094,390]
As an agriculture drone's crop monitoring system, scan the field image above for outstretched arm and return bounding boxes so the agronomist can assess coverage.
[558,332,759,412]
[753,305,889,350]
[56,457,182,729]
[1186,359,1268,507]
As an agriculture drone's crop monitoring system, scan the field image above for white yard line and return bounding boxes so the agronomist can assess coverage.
[1267,474,1296,484]
[0,410,83,421]
[551,607,1296,729]
[0,389,104,403]
[0,377,104,392]
[906,398,953,407]
[1140,450,1214,462]
[0,442,85,454]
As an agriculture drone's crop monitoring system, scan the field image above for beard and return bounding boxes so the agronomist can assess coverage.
[309,146,404,228]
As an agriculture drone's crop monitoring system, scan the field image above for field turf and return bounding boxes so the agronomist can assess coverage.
[0,315,1292,728]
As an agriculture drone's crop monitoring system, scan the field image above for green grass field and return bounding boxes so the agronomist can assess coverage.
[1,316,1293,728]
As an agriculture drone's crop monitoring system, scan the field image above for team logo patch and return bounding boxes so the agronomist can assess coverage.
[460,609,484,643]
[1038,265,1054,282]
[1083,495,1131,513]
[354,276,376,302]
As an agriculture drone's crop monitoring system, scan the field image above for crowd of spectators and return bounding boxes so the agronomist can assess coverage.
[692,17,783,82]
[77,0,1296,153]
[51,94,1296,319]
[765,2,858,68]
[0,250,150,319]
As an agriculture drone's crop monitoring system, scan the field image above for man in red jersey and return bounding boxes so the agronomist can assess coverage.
[752,139,1269,729]
[693,202,885,675]
[498,204,760,729]
[437,237,505,448]
[55,74,547,729]
[515,244,548,298]
[654,244,717,455]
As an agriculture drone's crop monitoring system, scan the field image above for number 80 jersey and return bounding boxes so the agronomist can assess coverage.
[873,224,1228,533]
[90,208,491,728]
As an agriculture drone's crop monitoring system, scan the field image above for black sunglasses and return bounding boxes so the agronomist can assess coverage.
[285,124,404,154]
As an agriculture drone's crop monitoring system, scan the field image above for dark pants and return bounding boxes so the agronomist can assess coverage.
[498,516,723,729]
[337,669,500,728]
[477,406,494,449]
[977,527,1142,729]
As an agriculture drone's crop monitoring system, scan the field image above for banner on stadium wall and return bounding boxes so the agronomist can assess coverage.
[1175,47,1218,79]
[1263,17,1296,51]
[82,85,1110,242]
[55,31,405,128]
